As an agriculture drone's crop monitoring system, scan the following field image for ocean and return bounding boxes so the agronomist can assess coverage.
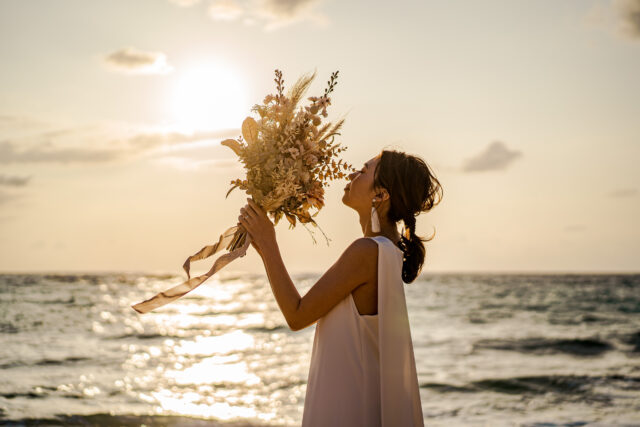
[1,272,639,426]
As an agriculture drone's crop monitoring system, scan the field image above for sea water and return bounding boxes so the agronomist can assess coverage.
[1,272,639,426]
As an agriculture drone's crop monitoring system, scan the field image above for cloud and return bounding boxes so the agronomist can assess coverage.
[258,0,328,30]
[0,119,240,165]
[0,114,53,131]
[607,187,638,198]
[102,47,174,74]
[0,117,242,211]
[0,140,125,164]
[124,128,241,152]
[152,156,241,171]
[583,0,640,41]
[0,173,32,187]
[0,188,26,206]
[258,0,316,18]
[208,0,244,20]
[616,0,640,38]
[461,141,522,172]
[179,0,329,30]
[168,0,202,6]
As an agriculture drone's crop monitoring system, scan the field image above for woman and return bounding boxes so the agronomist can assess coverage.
[238,149,443,426]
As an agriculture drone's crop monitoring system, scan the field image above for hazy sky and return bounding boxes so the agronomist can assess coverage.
[1,0,639,276]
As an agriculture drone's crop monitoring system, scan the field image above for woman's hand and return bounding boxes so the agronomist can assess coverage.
[237,197,276,257]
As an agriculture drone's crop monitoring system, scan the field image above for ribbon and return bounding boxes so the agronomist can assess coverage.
[131,225,252,314]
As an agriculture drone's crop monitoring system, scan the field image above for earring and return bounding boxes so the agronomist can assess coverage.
[371,199,380,233]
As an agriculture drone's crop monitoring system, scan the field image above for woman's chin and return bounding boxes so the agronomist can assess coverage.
[341,192,351,207]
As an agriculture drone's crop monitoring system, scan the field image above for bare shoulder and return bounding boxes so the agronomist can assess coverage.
[290,237,378,331]
[340,237,378,282]
[344,237,378,258]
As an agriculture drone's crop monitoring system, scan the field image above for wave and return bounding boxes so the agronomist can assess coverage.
[0,322,18,334]
[245,325,287,333]
[106,332,169,340]
[0,391,46,400]
[191,309,257,316]
[0,356,91,370]
[472,337,613,356]
[26,296,78,305]
[421,374,640,396]
[0,413,276,426]
[619,330,640,352]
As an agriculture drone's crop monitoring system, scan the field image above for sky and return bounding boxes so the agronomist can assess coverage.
[0,0,639,276]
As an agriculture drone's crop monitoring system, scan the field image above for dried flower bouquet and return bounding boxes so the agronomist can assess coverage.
[131,69,354,314]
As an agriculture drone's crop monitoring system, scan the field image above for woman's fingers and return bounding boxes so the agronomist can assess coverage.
[242,201,265,222]
[246,198,265,218]
[239,206,259,232]
[239,198,270,235]
[244,201,258,218]
[240,206,255,221]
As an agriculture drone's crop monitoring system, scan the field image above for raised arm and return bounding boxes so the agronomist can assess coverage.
[260,236,377,331]
[238,197,377,331]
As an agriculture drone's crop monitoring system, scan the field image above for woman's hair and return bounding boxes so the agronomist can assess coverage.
[373,149,443,283]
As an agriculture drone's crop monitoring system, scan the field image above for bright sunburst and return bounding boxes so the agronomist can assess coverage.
[170,62,248,132]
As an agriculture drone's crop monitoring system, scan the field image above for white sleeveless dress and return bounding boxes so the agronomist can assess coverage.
[301,235,424,427]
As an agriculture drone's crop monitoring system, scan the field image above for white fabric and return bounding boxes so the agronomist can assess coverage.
[302,235,424,426]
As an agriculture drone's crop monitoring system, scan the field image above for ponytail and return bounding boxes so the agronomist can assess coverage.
[399,214,429,283]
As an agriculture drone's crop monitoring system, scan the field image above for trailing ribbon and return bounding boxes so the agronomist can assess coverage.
[131,225,251,314]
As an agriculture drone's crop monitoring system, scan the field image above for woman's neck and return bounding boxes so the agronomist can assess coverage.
[359,213,401,244]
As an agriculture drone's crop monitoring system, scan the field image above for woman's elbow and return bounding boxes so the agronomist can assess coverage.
[288,316,317,331]
[286,310,307,331]
[287,317,302,332]
[287,316,307,332]
[286,302,303,331]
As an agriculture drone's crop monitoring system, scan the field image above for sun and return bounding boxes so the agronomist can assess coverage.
[170,62,248,133]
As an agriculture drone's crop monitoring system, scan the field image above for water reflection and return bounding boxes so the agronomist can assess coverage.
[172,330,255,356]
[120,279,301,423]
[150,387,272,421]
[166,354,260,385]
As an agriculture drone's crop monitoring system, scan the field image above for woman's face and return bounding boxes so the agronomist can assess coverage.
[341,155,380,210]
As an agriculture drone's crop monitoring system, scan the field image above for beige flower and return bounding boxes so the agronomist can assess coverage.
[287,147,300,159]
[223,69,354,242]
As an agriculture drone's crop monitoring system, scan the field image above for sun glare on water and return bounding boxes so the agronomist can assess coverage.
[170,62,248,133]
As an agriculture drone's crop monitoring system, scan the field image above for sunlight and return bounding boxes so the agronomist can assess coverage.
[172,330,255,356]
[165,356,261,386]
[150,388,266,421]
[170,61,248,132]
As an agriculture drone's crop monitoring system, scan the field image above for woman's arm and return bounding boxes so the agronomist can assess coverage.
[259,237,377,331]
[258,238,301,329]
[239,198,377,331]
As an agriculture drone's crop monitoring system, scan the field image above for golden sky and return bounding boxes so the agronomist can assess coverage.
[1,0,639,274]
